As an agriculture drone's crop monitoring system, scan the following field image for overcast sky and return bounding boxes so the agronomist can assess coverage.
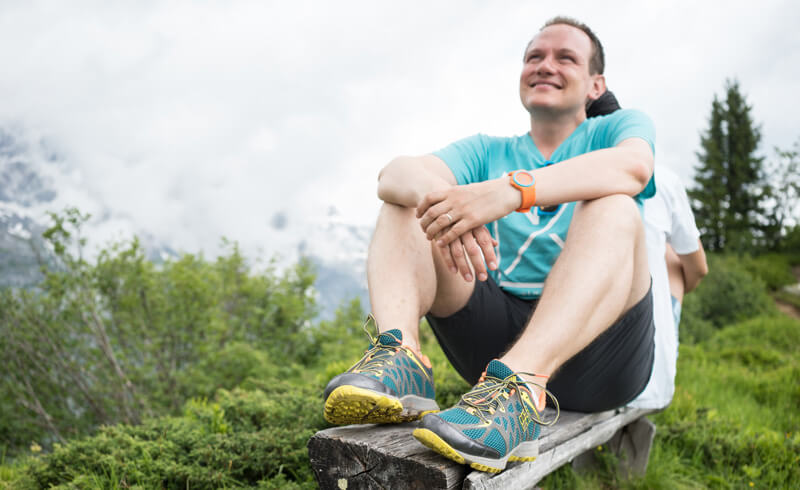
[1,0,798,258]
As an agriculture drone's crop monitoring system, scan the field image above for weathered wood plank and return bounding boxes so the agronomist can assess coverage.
[537,408,616,452]
[308,407,655,489]
[308,421,468,489]
[462,407,655,489]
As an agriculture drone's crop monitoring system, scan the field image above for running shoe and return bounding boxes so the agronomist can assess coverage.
[323,317,439,425]
[413,359,558,473]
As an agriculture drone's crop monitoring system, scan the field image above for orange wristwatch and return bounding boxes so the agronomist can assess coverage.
[508,170,536,213]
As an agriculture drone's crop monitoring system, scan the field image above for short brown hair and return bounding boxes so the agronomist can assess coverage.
[538,16,605,75]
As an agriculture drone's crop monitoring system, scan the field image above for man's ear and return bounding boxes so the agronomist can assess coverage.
[587,74,606,102]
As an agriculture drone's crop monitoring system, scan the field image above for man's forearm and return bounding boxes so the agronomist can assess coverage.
[533,139,654,207]
[377,155,455,208]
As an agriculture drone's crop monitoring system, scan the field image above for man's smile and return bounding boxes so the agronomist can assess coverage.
[529,80,562,89]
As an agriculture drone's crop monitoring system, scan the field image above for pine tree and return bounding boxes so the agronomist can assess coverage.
[689,80,767,252]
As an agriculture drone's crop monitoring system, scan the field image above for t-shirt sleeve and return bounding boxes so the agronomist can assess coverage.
[665,173,701,254]
[432,134,491,185]
[604,109,657,200]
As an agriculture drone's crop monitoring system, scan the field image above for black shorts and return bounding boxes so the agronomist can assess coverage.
[425,277,655,412]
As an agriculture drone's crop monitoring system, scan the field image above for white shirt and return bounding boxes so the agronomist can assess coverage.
[629,167,700,410]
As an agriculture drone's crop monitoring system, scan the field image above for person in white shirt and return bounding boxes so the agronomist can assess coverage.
[629,165,708,409]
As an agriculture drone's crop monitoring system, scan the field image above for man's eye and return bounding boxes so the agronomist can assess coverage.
[560,56,575,62]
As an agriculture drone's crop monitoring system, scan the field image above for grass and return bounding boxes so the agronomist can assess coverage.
[0,452,34,490]
[538,312,800,489]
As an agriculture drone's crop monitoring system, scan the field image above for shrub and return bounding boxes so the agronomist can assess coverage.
[681,254,776,343]
[739,253,796,291]
[26,385,325,489]
[0,209,319,457]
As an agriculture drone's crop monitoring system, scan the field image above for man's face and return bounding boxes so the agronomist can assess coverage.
[519,24,605,117]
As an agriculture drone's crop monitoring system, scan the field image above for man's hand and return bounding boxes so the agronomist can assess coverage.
[436,226,499,282]
[417,178,520,246]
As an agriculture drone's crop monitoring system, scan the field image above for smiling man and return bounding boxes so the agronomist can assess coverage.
[322,17,656,473]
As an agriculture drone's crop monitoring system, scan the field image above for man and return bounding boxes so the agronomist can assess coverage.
[630,166,708,409]
[323,17,657,473]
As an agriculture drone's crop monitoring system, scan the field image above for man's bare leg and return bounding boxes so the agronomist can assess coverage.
[413,195,650,470]
[367,202,476,354]
[501,194,651,384]
[323,202,477,425]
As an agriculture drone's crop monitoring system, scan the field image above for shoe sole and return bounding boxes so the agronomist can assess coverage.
[324,385,439,425]
[412,428,539,473]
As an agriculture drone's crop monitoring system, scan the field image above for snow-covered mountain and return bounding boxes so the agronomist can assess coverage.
[0,127,370,318]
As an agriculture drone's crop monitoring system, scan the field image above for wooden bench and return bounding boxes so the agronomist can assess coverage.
[308,406,656,489]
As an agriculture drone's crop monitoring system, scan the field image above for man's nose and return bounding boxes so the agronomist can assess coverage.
[535,55,556,76]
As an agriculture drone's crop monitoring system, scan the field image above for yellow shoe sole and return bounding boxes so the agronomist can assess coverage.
[324,385,425,425]
[413,428,535,473]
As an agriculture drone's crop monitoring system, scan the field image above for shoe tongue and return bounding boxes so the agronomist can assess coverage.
[377,329,402,347]
[486,359,514,379]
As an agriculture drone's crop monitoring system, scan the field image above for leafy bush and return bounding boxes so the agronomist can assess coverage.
[779,224,800,263]
[681,254,776,343]
[0,209,318,457]
[739,253,797,290]
[26,385,325,489]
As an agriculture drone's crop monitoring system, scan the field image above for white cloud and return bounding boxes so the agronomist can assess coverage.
[1,0,798,258]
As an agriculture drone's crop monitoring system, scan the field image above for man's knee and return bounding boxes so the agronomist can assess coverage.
[573,194,642,235]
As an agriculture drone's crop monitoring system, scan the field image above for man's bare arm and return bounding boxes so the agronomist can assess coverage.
[377,155,456,207]
[530,137,654,207]
[418,137,654,244]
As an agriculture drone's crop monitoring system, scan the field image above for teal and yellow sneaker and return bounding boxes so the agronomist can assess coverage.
[323,319,439,425]
[412,359,558,473]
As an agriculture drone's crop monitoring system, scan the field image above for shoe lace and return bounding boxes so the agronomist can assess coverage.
[460,370,560,427]
[348,314,402,376]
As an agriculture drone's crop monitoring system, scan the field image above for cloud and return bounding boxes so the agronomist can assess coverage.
[1,0,798,258]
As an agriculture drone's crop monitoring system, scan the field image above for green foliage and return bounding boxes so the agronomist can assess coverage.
[778,224,800,263]
[24,387,323,489]
[680,254,776,343]
[539,314,800,489]
[652,315,800,489]
[689,79,769,253]
[304,298,367,370]
[737,253,797,290]
[0,209,317,457]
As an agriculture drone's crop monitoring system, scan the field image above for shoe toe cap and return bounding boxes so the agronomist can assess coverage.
[420,413,501,459]
[324,372,397,400]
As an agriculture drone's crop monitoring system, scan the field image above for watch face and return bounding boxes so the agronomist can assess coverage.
[512,170,534,187]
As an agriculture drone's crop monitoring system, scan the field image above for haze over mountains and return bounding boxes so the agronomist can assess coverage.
[0,128,370,318]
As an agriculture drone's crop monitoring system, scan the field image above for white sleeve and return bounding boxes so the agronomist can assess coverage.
[665,172,700,255]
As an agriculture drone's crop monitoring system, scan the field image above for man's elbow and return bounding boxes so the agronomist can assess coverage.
[632,150,654,191]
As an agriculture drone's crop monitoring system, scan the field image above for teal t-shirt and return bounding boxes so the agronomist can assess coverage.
[433,109,656,299]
